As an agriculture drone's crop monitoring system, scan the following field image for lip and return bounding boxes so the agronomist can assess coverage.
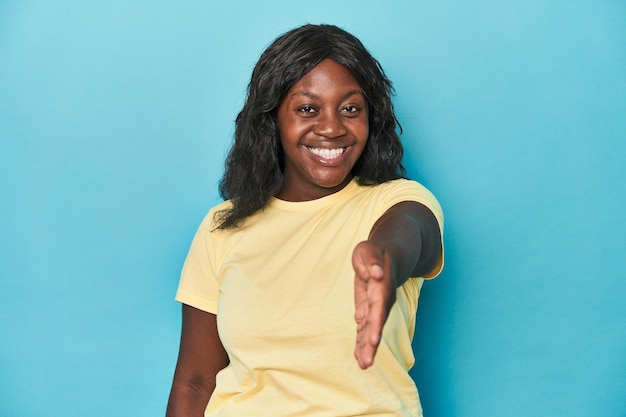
[303,145,352,165]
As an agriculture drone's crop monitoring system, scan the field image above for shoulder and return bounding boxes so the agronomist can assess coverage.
[359,178,444,230]
[361,178,440,206]
[190,199,234,235]
[374,178,433,193]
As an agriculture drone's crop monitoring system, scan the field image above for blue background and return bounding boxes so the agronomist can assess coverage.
[1,1,625,416]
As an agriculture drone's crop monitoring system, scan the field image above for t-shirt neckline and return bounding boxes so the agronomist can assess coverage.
[268,179,359,212]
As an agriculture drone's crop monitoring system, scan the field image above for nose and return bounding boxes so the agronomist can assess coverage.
[313,111,347,138]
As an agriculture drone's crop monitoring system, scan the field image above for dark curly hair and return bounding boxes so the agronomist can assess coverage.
[216,24,405,229]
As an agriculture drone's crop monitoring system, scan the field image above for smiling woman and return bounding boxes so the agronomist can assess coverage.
[276,59,369,201]
[215,24,407,231]
[166,24,444,417]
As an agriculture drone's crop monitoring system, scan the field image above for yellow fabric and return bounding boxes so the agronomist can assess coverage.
[176,178,444,417]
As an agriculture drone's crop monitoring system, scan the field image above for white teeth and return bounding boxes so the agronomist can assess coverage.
[307,147,345,159]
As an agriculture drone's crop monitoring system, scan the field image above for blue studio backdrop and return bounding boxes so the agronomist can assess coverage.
[1,1,625,416]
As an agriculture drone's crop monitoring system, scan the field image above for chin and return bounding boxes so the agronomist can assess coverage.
[313,175,352,189]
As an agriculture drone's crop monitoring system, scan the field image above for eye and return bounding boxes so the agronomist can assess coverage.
[297,105,318,116]
[341,105,361,117]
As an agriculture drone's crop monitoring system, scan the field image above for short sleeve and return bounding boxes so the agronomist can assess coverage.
[175,210,222,314]
[378,179,445,279]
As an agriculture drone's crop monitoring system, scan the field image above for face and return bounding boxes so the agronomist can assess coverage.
[275,58,369,201]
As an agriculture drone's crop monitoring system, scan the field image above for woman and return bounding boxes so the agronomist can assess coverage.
[167,24,444,417]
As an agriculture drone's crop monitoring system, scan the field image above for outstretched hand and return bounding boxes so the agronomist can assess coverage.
[352,241,397,369]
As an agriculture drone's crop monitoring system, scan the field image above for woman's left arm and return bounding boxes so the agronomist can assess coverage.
[352,201,442,369]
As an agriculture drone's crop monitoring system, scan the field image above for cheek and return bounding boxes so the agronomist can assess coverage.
[278,117,308,145]
[356,119,369,143]
[357,110,369,135]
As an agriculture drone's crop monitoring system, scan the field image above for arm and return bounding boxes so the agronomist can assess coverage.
[353,201,442,369]
[166,304,229,417]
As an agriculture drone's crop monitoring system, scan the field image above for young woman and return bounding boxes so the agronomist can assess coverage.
[167,24,444,417]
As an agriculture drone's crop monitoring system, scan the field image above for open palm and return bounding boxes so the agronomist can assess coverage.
[352,241,397,369]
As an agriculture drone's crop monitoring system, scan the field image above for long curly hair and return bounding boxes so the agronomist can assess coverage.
[216,24,405,229]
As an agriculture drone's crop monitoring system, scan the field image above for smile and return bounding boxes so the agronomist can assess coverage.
[306,146,347,160]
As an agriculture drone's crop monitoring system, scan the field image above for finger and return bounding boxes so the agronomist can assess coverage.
[353,260,370,282]
[353,242,385,280]
[354,291,373,368]
[365,286,386,346]
[352,245,372,278]
[354,313,376,369]
[355,340,376,369]
[355,317,381,369]
[355,285,387,369]
[367,263,384,279]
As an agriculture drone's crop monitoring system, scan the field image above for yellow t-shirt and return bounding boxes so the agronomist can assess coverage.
[176,178,444,417]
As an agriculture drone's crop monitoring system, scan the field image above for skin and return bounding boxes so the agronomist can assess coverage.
[352,201,441,369]
[166,306,228,417]
[166,58,442,415]
[275,59,369,202]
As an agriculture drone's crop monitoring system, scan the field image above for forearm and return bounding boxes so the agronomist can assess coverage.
[166,381,213,417]
[368,201,441,286]
[166,306,229,417]
[368,236,421,288]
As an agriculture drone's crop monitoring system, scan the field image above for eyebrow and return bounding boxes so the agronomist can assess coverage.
[289,89,364,101]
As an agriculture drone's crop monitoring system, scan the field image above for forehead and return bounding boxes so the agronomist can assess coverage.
[288,59,362,94]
